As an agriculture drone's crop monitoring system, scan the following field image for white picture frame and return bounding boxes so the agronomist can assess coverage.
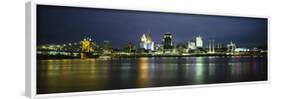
[26,1,270,98]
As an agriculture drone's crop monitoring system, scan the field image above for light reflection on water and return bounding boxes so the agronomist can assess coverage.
[37,56,267,94]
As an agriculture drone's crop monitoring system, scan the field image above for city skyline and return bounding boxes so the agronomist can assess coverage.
[36,5,268,94]
[37,5,268,49]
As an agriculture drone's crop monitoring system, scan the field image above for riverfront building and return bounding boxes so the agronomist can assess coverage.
[140,33,155,51]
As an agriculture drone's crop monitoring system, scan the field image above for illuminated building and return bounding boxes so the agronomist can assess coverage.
[208,40,215,53]
[124,42,136,53]
[196,36,203,48]
[163,32,173,49]
[155,44,163,51]
[140,33,154,51]
[188,41,196,50]
[102,40,112,54]
[227,41,236,53]
[235,48,250,52]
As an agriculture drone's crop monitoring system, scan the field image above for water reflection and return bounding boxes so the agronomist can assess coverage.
[121,62,131,80]
[138,57,149,87]
[195,57,204,83]
[37,56,267,94]
[208,57,216,78]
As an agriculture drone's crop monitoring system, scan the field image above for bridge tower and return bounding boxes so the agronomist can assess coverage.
[80,37,95,59]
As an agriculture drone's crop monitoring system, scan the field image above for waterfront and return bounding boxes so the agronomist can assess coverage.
[37,56,267,94]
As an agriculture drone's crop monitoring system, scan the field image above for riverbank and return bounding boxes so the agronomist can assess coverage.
[37,52,267,60]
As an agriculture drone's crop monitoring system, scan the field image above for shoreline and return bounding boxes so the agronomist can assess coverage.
[37,53,267,60]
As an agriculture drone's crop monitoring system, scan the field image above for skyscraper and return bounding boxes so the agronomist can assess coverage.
[140,33,154,51]
[196,36,203,48]
[188,40,196,50]
[208,40,215,53]
[163,32,173,49]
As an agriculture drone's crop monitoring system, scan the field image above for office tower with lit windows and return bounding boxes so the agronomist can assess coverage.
[188,40,196,50]
[163,32,173,49]
[140,33,154,51]
[196,36,203,48]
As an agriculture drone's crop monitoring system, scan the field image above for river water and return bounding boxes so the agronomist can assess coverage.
[37,56,267,94]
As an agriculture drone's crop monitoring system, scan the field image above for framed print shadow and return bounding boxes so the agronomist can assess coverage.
[26,1,269,98]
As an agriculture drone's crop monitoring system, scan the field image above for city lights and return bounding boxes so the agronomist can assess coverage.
[37,32,267,59]
[36,5,268,94]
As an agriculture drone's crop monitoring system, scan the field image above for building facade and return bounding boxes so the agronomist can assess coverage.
[188,41,196,50]
[163,32,173,49]
[140,33,154,51]
[196,36,203,48]
[227,41,236,52]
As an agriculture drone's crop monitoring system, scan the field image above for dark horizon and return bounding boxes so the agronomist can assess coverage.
[37,5,268,49]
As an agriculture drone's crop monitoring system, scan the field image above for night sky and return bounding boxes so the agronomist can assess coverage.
[37,5,268,49]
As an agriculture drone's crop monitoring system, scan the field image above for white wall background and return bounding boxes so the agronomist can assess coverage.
[0,0,280,99]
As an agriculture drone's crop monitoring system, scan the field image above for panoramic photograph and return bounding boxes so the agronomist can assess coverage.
[36,5,268,94]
